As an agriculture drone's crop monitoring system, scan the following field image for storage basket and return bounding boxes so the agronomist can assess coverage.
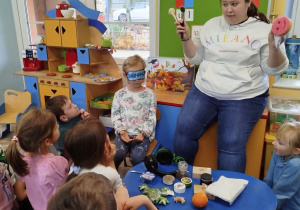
[268,96,300,135]
[89,92,114,110]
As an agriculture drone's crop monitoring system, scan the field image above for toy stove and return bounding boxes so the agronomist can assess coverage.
[22,49,43,71]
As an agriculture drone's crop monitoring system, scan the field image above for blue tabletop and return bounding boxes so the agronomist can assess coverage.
[122,163,277,210]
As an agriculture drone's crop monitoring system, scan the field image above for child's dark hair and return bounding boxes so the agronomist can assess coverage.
[47,172,117,210]
[64,118,108,181]
[5,108,57,176]
[246,0,270,24]
[122,54,146,74]
[46,95,68,122]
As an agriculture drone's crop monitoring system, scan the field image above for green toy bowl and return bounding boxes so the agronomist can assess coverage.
[58,64,67,72]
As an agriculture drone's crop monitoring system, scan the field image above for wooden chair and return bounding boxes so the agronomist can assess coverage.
[123,108,161,166]
[0,89,33,137]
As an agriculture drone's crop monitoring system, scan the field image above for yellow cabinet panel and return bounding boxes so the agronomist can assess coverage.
[60,20,77,48]
[38,78,70,108]
[44,19,62,47]
[44,18,90,48]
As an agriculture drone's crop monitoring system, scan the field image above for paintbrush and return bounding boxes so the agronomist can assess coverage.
[168,8,178,22]
[180,6,185,39]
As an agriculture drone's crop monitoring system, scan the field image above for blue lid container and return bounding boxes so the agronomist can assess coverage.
[285,38,300,70]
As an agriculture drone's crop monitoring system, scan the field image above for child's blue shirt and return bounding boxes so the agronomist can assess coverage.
[264,151,300,210]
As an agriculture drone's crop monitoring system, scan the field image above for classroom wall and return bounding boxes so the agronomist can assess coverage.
[159,0,269,57]
[0,1,24,103]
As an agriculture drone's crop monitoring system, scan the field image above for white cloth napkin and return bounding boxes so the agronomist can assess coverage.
[206,175,249,205]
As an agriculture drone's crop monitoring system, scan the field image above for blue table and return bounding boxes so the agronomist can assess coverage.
[122,163,277,210]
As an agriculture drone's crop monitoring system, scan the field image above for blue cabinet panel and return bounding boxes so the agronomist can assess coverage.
[70,81,87,110]
[36,45,48,61]
[155,104,181,151]
[77,48,89,64]
[24,76,40,107]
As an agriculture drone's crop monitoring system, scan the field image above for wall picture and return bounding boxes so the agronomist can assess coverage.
[146,57,194,92]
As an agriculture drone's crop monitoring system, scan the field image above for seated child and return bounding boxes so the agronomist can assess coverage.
[64,118,157,210]
[1,144,17,210]
[1,144,32,210]
[111,54,157,169]
[264,122,300,210]
[47,172,117,210]
[5,108,69,210]
[46,95,90,155]
[48,172,156,210]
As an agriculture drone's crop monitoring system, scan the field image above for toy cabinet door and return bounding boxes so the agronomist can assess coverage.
[37,45,48,61]
[77,48,89,64]
[24,76,40,107]
[70,82,87,110]
[44,19,62,47]
[60,20,77,48]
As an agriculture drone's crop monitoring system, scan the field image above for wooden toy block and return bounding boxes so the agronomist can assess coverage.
[194,184,215,200]
[192,166,211,178]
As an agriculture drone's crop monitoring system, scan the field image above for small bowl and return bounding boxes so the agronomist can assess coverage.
[61,9,74,18]
[58,64,67,72]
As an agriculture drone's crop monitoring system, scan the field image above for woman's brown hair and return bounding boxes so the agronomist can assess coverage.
[5,108,57,176]
[246,0,270,24]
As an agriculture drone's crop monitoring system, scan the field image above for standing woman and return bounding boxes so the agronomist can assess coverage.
[173,0,288,172]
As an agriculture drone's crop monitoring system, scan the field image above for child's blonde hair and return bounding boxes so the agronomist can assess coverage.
[277,122,300,148]
[122,54,146,74]
[63,118,108,181]
[5,108,57,176]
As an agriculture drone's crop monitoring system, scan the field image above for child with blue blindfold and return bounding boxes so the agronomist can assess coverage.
[111,54,157,170]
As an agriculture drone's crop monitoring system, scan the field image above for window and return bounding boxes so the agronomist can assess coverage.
[12,0,157,66]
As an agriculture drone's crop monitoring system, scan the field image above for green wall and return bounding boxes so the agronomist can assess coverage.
[159,0,269,57]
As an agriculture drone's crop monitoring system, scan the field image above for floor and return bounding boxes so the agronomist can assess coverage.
[0,124,132,178]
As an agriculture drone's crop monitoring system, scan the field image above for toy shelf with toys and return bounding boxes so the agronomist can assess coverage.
[14,3,122,119]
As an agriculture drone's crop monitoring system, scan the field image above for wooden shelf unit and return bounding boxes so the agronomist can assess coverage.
[15,15,123,118]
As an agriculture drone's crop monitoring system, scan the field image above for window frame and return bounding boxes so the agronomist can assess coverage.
[11,0,158,67]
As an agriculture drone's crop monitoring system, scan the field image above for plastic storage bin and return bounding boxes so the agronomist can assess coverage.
[268,96,300,135]
[89,92,114,110]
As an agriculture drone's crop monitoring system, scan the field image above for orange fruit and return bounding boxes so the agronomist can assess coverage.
[192,192,208,208]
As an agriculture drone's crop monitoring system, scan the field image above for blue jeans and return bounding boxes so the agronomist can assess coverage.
[174,85,267,172]
[114,134,150,169]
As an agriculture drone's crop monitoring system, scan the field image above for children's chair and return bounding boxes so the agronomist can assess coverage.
[0,89,33,137]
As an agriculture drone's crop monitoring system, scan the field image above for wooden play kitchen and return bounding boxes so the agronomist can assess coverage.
[15,14,122,118]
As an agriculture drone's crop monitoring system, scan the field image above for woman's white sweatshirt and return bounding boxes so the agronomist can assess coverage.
[185,16,289,100]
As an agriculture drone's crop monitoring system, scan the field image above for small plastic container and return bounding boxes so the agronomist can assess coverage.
[163,175,175,185]
[140,172,155,183]
[181,177,192,188]
[178,161,188,172]
[200,173,213,186]
[174,182,186,194]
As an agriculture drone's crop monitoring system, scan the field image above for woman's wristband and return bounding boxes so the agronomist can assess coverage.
[181,37,190,41]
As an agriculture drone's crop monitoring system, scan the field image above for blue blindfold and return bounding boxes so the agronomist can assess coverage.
[126,69,145,81]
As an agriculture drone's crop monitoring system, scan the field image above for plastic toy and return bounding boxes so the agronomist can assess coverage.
[272,16,292,36]
[271,16,293,48]
[138,184,173,205]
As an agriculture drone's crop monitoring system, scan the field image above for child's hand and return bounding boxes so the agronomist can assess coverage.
[124,195,157,210]
[80,109,90,119]
[133,132,145,142]
[120,131,133,143]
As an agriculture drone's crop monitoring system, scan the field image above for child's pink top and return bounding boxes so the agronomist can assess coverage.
[19,153,68,210]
